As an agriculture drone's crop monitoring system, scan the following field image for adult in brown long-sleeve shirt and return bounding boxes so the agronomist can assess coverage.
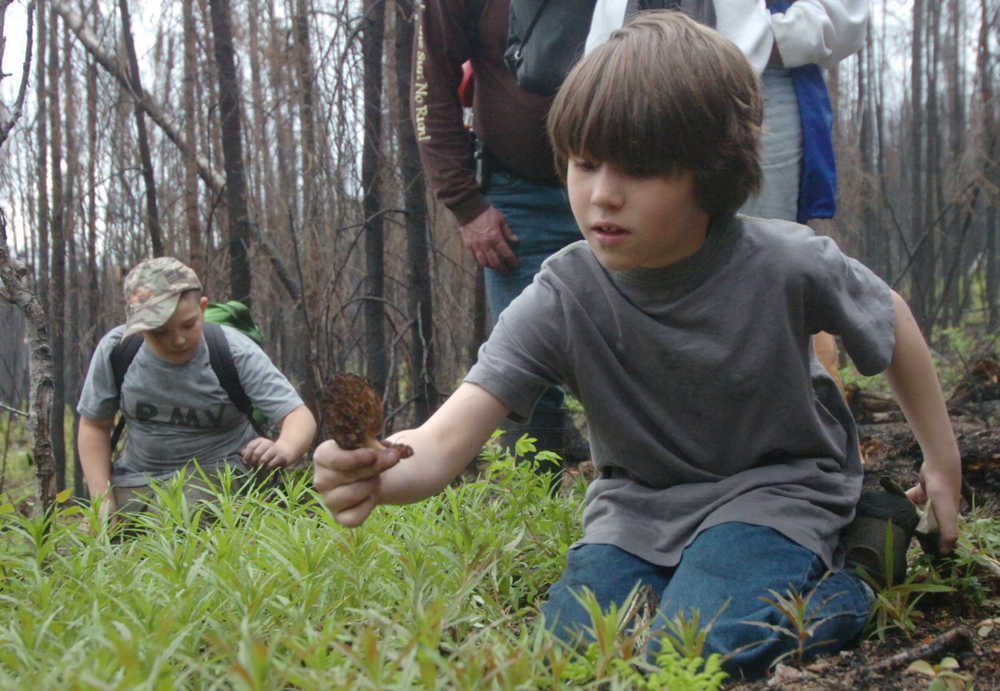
[410,0,586,463]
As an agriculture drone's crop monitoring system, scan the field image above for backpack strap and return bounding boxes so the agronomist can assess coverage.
[108,332,143,451]
[504,0,553,72]
[515,0,552,57]
[111,333,144,392]
[203,322,267,437]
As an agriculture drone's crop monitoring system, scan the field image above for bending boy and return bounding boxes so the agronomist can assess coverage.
[314,12,961,679]
[78,257,316,519]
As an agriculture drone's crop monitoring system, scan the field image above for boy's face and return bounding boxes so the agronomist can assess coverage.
[567,158,709,272]
[141,292,208,365]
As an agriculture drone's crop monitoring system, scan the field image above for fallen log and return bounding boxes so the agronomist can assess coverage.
[863,626,974,675]
[846,385,901,422]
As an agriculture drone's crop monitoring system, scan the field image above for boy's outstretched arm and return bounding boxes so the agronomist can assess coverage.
[883,290,962,553]
[314,383,509,527]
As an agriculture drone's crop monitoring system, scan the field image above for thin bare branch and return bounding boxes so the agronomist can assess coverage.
[0,0,35,146]
[0,401,28,417]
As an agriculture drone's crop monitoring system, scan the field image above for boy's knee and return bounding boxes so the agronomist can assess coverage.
[650,558,872,680]
[541,543,665,643]
[709,572,870,679]
[540,587,594,644]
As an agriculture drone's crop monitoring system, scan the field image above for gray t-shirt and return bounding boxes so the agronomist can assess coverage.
[466,215,896,568]
[77,324,304,487]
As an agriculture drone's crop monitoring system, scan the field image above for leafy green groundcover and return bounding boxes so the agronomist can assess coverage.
[0,448,729,690]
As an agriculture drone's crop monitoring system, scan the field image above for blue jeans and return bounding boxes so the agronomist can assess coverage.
[541,522,872,680]
[484,170,580,412]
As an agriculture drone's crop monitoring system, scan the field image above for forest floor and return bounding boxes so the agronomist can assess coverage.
[722,358,1000,690]
[4,357,999,689]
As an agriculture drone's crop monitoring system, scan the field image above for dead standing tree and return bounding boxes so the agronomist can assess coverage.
[1,0,58,514]
[117,0,163,257]
[395,0,436,420]
[0,218,56,513]
[0,0,34,144]
[208,0,253,305]
[362,0,388,398]
[46,0,67,492]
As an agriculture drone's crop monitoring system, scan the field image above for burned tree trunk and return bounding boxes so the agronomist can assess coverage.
[208,0,252,303]
[0,216,57,514]
[118,0,163,256]
[362,0,387,396]
[0,0,54,513]
[47,3,66,491]
[396,0,436,421]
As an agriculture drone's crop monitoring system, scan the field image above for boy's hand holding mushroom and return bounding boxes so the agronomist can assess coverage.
[313,374,413,527]
[313,442,403,527]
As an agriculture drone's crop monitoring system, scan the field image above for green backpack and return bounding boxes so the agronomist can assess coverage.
[204,300,266,347]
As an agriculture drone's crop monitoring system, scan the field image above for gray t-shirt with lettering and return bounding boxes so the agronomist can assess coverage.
[466,214,896,569]
[78,324,304,487]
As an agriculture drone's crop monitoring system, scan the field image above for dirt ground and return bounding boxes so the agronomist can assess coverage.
[723,372,1000,690]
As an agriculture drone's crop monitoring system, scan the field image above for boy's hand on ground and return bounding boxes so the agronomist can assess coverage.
[242,437,298,469]
[460,205,519,272]
[313,440,402,527]
[906,460,962,554]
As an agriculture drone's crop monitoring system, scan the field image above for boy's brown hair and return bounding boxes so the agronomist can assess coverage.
[547,10,763,217]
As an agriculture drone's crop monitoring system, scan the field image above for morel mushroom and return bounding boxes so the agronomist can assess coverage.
[323,373,413,458]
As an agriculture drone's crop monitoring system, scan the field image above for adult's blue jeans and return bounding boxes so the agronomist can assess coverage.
[541,522,873,680]
[484,170,580,412]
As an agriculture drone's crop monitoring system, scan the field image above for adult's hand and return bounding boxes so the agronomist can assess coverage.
[460,205,519,272]
[313,441,403,527]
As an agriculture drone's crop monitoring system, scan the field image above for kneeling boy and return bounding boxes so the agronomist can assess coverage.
[314,11,961,679]
[78,257,316,520]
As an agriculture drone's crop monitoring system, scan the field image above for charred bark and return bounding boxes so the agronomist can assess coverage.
[0,216,57,514]
[362,0,387,396]
[118,0,163,256]
[47,3,66,492]
[397,0,436,421]
[208,0,252,303]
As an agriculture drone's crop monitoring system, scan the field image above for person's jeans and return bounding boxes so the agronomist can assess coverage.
[541,522,873,680]
[484,170,580,412]
[740,66,801,222]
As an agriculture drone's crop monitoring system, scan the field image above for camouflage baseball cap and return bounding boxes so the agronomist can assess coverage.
[122,257,203,336]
